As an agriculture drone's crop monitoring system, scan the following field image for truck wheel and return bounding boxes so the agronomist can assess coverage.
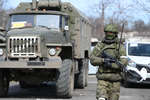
[56,59,74,98]
[75,59,86,89]
[0,70,9,97]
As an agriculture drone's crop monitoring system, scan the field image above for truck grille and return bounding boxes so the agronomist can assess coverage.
[8,36,40,58]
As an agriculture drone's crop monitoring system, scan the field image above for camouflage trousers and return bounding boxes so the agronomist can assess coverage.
[96,80,120,100]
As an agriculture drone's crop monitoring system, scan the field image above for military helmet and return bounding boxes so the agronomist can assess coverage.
[104,24,118,33]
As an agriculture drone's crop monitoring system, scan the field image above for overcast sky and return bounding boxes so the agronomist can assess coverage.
[5,0,150,23]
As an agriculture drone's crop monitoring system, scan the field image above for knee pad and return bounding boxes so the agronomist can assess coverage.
[97,97,107,100]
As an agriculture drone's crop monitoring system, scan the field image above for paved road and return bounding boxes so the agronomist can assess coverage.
[1,75,150,100]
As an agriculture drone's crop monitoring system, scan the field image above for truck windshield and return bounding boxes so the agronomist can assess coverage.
[128,43,150,57]
[10,14,61,31]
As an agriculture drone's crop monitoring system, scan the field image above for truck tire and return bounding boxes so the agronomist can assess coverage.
[0,70,9,97]
[75,59,86,89]
[56,59,74,98]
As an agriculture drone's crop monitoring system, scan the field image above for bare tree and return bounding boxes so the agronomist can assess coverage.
[107,0,134,33]
[134,0,150,13]
[131,0,150,36]
[93,0,114,40]
[91,0,134,39]
[0,0,3,10]
[133,20,145,33]
[0,0,7,10]
[113,3,132,22]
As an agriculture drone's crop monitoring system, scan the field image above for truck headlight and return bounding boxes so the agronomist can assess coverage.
[0,49,3,56]
[49,48,56,56]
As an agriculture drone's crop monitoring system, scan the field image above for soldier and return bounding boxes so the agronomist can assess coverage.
[90,24,128,100]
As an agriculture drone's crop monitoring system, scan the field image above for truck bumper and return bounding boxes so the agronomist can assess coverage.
[124,66,150,84]
[0,57,62,69]
[126,77,150,84]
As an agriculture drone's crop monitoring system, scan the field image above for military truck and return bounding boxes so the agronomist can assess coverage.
[0,0,91,98]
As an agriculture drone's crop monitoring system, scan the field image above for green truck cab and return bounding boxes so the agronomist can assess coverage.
[0,0,91,98]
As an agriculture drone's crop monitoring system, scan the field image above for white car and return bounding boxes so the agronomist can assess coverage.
[123,40,150,87]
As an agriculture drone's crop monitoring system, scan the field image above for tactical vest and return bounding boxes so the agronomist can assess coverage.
[96,41,122,81]
[96,39,124,81]
[98,41,120,73]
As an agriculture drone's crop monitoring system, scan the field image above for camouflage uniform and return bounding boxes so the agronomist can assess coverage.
[90,24,127,100]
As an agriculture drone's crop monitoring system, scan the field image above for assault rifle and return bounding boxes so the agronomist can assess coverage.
[102,50,124,69]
